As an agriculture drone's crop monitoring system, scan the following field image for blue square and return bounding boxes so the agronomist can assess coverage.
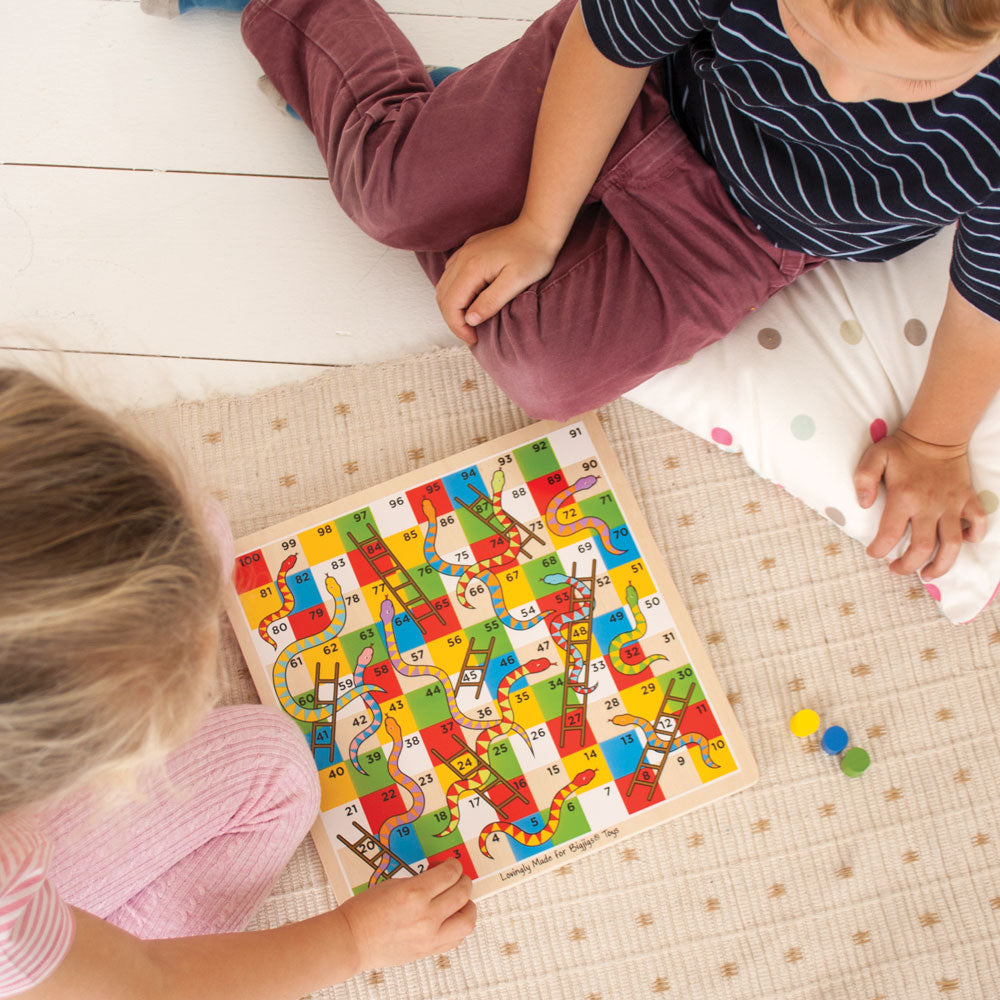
[385,824,426,865]
[442,466,489,510]
[600,731,644,779]
[496,816,549,861]
[601,525,641,569]
[310,731,343,770]
[381,611,424,653]
[287,567,322,610]
[593,606,634,654]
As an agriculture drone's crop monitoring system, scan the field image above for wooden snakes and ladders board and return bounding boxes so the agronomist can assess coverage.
[225,414,757,903]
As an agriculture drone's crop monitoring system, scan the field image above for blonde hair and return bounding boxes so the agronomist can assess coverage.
[0,368,224,815]
[828,0,1000,48]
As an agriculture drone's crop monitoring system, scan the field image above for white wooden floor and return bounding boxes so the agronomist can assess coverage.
[0,0,545,410]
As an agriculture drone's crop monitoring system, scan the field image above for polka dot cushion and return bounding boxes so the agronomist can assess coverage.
[625,226,1000,623]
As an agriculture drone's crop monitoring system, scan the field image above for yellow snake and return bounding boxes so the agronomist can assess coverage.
[478,768,596,858]
[256,553,298,647]
[608,584,667,674]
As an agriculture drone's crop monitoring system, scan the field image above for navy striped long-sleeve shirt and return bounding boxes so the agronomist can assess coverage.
[580,0,1000,319]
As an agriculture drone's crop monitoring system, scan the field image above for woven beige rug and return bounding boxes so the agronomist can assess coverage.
[134,347,1000,1000]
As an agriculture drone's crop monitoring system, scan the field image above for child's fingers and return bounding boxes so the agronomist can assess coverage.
[853,443,888,508]
[429,869,473,924]
[435,261,485,345]
[419,858,466,899]
[866,500,908,560]
[888,518,937,575]
[435,899,478,951]
[962,495,988,542]
[920,515,964,579]
[465,268,523,327]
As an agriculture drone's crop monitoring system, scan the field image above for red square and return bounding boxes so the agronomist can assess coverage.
[482,774,537,824]
[526,469,568,520]
[605,653,656,691]
[546,713,597,754]
[470,533,517,564]
[536,587,573,619]
[406,480,453,523]
[346,547,380,587]
[426,841,476,881]
[289,604,331,639]
[617,770,666,813]
[233,549,272,593]
[680,701,721,742]
[360,784,409,834]
[420,719,471,763]
[366,660,403,701]
[410,595,461,642]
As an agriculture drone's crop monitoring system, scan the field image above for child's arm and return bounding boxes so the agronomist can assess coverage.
[435,2,650,343]
[855,281,998,578]
[22,860,474,1000]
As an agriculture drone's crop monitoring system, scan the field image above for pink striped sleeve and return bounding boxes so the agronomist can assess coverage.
[0,817,75,997]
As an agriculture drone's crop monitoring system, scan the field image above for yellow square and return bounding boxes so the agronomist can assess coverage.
[689,734,737,781]
[619,677,667,723]
[426,631,467,673]
[492,565,535,610]
[379,696,418,736]
[562,744,612,787]
[360,581,394,621]
[239,583,283,630]
[384,526,425,568]
[608,558,656,601]
[319,762,359,810]
[300,522,348,565]
[506,686,545,729]
[556,502,582,525]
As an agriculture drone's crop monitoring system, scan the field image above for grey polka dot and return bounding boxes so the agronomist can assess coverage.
[791,414,816,440]
[979,490,999,515]
[904,319,927,346]
[757,327,782,350]
[825,507,846,526]
[839,320,863,345]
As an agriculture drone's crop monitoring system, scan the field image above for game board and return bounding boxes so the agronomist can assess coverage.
[225,414,757,902]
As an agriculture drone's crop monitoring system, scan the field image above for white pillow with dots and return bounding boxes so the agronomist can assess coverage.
[626,226,1000,623]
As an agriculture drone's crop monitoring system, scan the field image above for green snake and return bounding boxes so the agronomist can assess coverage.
[369,715,426,885]
[478,768,596,858]
[544,474,625,555]
[607,585,667,674]
[434,656,552,837]
[613,713,719,769]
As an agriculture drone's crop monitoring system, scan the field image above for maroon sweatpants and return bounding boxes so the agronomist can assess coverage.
[242,0,823,420]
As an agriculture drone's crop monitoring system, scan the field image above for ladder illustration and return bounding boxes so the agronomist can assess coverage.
[309,659,340,763]
[347,526,445,634]
[627,677,698,801]
[453,635,496,700]
[336,821,416,881]
[455,485,545,559]
[558,560,598,749]
[431,733,528,820]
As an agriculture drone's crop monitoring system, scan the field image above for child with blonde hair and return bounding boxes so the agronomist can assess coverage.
[0,367,475,999]
[145,0,1000,587]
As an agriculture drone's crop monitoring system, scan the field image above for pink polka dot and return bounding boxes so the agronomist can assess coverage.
[711,427,733,446]
[924,582,941,601]
[870,418,887,443]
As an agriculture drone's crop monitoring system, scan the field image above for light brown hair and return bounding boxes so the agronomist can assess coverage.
[828,0,1000,48]
[0,368,224,815]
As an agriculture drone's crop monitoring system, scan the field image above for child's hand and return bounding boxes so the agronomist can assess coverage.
[854,428,987,578]
[435,216,562,345]
[338,859,476,972]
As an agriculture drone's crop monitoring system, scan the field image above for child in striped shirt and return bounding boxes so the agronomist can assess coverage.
[0,368,475,1000]
[148,0,999,584]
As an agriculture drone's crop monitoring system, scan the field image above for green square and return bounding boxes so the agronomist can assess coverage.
[335,507,377,548]
[463,619,514,659]
[578,491,625,529]
[551,795,592,845]
[416,808,463,850]
[662,665,704,706]
[407,681,453,729]
[348,746,393,797]
[486,738,523,781]
[532,673,580,718]
[514,437,560,480]
[521,553,568,599]
[339,624,389,668]
[455,505,503,544]
[406,564,447,599]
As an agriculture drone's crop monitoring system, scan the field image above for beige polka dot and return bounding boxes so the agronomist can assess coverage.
[757,327,782,349]
[904,318,928,345]
[840,319,864,344]
[979,489,999,514]
[825,506,846,526]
